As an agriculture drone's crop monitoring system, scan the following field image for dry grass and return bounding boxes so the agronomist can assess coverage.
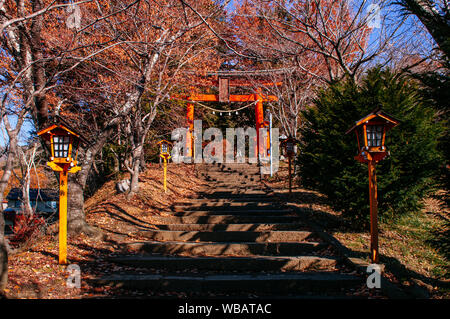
[84,163,207,243]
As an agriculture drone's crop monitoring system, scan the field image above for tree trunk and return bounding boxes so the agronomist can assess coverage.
[21,174,33,216]
[0,213,7,293]
[65,128,114,237]
[66,167,99,236]
[0,141,15,294]
[140,147,146,171]
[113,151,120,175]
[128,145,143,198]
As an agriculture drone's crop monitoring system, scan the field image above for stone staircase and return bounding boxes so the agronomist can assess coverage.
[94,163,367,297]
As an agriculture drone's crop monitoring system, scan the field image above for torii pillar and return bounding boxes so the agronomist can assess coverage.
[186,101,194,158]
[255,89,265,158]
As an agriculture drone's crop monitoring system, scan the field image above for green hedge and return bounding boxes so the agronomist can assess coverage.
[297,68,444,227]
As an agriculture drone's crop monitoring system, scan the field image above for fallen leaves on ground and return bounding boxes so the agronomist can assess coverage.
[5,163,207,299]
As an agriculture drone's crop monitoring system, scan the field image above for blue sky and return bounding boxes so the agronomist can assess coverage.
[0,114,35,148]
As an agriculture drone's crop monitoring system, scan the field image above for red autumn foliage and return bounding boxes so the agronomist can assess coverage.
[9,214,46,247]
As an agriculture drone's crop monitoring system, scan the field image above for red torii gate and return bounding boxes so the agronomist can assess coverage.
[173,73,280,159]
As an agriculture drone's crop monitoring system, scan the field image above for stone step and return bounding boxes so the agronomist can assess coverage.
[200,175,260,180]
[201,171,260,176]
[202,180,260,184]
[198,171,259,174]
[199,189,267,193]
[172,203,286,211]
[198,164,259,169]
[200,166,259,171]
[176,200,282,206]
[202,181,260,186]
[109,255,339,271]
[200,168,261,173]
[171,210,292,216]
[124,241,326,256]
[202,179,259,184]
[200,170,260,174]
[210,180,264,184]
[209,182,261,186]
[202,174,260,179]
[200,192,270,197]
[93,272,362,294]
[151,223,307,231]
[203,181,261,186]
[201,177,261,180]
[199,191,268,197]
[194,196,275,202]
[137,230,314,242]
[150,215,302,224]
[185,197,278,203]
[196,193,270,198]
[206,180,264,184]
[201,190,268,194]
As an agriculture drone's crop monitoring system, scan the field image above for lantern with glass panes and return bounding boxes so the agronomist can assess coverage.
[157,140,172,160]
[280,136,297,158]
[280,136,298,195]
[346,109,399,164]
[38,124,83,173]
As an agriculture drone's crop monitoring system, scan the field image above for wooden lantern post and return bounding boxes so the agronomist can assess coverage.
[157,140,172,193]
[368,158,379,263]
[37,119,85,265]
[346,108,399,263]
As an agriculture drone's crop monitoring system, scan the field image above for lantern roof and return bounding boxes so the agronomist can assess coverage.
[157,139,172,146]
[37,115,89,145]
[280,135,298,144]
[346,108,400,135]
